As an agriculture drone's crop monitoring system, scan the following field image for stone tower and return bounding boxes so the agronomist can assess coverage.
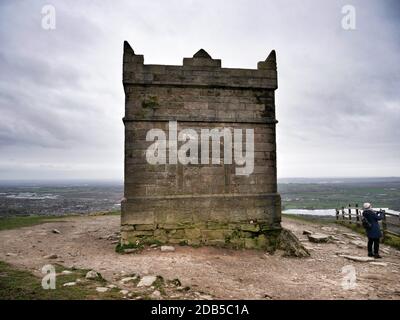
[121,41,281,249]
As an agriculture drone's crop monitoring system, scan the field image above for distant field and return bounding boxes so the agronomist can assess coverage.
[279,178,400,211]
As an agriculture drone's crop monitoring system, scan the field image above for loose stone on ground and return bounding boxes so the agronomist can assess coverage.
[160,246,175,252]
[86,270,100,280]
[137,275,157,287]
[339,255,375,262]
[63,282,76,287]
[307,233,330,243]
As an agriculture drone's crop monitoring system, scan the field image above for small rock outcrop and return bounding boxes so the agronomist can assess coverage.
[350,240,365,248]
[339,255,375,262]
[160,246,175,252]
[307,233,330,243]
[63,282,76,287]
[61,270,73,275]
[277,229,310,257]
[137,275,157,287]
[120,276,137,284]
[86,270,100,280]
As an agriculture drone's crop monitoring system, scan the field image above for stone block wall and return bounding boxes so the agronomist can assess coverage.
[121,42,281,250]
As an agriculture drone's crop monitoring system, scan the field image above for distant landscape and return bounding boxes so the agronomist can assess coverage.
[0,177,399,216]
[279,177,400,211]
[0,180,122,216]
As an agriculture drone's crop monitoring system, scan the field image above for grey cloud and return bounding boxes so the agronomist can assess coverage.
[0,0,398,179]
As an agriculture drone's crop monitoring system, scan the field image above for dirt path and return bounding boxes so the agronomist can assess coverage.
[1,215,399,299]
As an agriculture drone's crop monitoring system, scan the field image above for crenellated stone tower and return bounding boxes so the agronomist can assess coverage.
[121,41,282,250]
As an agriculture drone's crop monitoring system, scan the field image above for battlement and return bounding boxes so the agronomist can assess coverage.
[123,41,277,90]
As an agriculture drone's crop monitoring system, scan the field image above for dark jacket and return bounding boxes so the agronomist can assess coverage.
[362,209,383,239]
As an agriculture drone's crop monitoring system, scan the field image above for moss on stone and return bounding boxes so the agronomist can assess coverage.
[152,276,166,295]
[141,95,159,109]
[134,224,156,231]
[240,223,260,232]
[120,222,308,255]
[115,242,144,253]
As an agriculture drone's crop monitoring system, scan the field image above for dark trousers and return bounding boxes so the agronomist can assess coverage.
[367,238,380,255]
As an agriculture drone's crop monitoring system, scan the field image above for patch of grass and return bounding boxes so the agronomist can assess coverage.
[0,210,120,232]
[335,220,366,236]
[0,261,121,300]
[144,239,163,246]
[383,233,400,250]
[115,242,144,254]
[141,96,159,109]
[152,276,166,296]
[0,216,67,231]
[88,210,121,216]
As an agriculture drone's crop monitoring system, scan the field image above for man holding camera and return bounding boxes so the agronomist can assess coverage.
[362,202,384,259]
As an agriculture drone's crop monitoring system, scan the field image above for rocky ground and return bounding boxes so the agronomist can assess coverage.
[1,215,400,300]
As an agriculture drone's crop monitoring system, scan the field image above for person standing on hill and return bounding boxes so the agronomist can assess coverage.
[362,202,384,259]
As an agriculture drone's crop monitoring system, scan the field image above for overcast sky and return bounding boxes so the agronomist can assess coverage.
[0,0,399,180]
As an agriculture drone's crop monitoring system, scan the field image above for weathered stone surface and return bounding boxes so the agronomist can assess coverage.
[96,287,109,293]
[63,282,76,287]
[240,223,260,232]
[342,233,360,240]
[121,42,281,250]
[85,270,100,280]
[151,290,161,298]
[137,275,157,287]
[350,240,365,248]
[370,262,388,267]
[339,255,375,262]
[277,229,310,257]
[160,245,175,252]
[321,226,337,232]
[120,276,137,284]
[123,248,139,254]
[307,233,330,243]
[61,270,73,275]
